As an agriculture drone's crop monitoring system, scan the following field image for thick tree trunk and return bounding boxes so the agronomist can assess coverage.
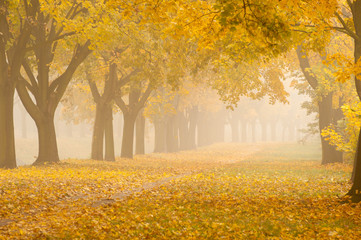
[104,104,115,161]
[121,113,136,158]
[347,2,361,201]
[0,86,16,168]
[319,94,343,164]
[33,114,59,165]
[135,111,145,155]
[154,120,166,152]
[91,104,105,160]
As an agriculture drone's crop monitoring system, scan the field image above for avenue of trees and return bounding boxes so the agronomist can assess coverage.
[2,0,361,202]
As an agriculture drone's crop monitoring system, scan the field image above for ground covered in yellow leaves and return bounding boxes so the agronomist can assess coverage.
[0,143,359,239]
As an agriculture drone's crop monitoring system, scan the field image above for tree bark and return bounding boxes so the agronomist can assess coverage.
[115,83,153,159]
[0,86,16,168]
[297,46,342,164]
[88,63,117,161]
[346,1,361,201]
[0,1,33,168]
[319,94,343,164]
[121,113,137,158]
[33,114,59,164]
[91,104,105,160]
[188,107,198,149]
[135,110,145,155]
[104,104,115,161]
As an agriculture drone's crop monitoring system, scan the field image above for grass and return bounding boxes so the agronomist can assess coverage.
[1,142,359,239]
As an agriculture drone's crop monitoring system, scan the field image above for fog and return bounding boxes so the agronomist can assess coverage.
[13,75,317,166]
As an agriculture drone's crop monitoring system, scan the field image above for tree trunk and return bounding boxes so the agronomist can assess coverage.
[166,115,178,152]
[0,86,16,168]
[33,114,59,165]
[230,117,239,142]
[154,120,166,153]
[121,113,136,158]
[188,107,198,149]
[197,112,210,147]
[178,112,188,150]
[91,103,105,160]
[135,110,145,155]
[319,94,343,164]
[347,2,361,201]
[104,104,115,161]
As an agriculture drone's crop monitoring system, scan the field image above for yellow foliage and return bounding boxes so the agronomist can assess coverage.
[322,102,361,161]
[1,143,357,239]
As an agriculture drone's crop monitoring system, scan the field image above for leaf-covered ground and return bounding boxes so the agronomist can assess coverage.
[1,143,359,239]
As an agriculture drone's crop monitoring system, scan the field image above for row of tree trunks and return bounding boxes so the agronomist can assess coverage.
[153,108,233,153]
[89,63,117,161]
[116,83,153,159]
[231,117,298,143]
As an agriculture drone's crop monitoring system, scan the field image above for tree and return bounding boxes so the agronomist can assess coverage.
[296,46,344,164]
[15,1,121,165]
[0,0,36,168]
